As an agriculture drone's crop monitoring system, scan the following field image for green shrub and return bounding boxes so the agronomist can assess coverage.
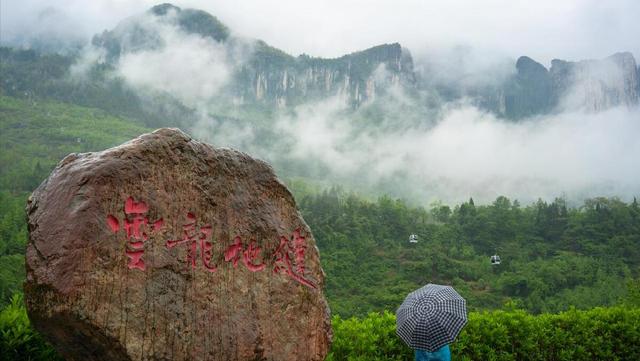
[327,311,412,361]
[0,293,62,361]
[328,306,640,361]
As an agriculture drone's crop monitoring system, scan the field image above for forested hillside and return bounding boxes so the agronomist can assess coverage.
[300,189,640,316]
[0,95,150,191]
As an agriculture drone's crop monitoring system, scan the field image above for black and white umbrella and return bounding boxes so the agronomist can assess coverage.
[396,283,467,352]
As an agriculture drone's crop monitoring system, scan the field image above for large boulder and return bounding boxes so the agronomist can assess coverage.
[25,128,332,361]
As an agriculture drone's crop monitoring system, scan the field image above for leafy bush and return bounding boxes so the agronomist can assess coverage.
[0,255,24,307]
[328,306,640,361]
[327,311,412,361]
[0,294,62,361]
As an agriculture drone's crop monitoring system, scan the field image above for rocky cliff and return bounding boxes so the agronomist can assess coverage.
[235,42,415,108]
[550,52,639,111]
[503,56,554,118]
[92,3,415,108]
[500,52,639,118]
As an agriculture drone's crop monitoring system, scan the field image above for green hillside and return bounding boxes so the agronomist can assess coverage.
[0,95,150,192]
[301,189,640,316]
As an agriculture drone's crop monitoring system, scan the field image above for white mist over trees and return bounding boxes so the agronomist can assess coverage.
[2,1,639,205]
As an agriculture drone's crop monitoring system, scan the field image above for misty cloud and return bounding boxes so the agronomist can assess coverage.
[191,112,258,153]
[413,45,516,93]
[192,95,640,205]
[69,46,107,78]
[112,11,235,107]
[117,34,231,107]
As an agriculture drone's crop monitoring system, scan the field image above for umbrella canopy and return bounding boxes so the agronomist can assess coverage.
[396,284,467,352]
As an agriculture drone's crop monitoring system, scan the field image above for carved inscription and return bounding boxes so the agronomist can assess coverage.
[106,197,164,270]
[107,197,315,288]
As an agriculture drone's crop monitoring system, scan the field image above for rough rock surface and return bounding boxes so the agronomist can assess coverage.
[25,128,332,361]
[503,56,554,119]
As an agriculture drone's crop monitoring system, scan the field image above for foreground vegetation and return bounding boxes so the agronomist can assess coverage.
[0,295,63,361]
[3,296,638,361]
[328,304,640,361]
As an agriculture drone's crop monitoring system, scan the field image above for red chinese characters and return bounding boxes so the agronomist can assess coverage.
[106,197,164,271]
[224,237,266,272]
[107,202,317,289]
[273,229,316,289]
[166,212,216,272]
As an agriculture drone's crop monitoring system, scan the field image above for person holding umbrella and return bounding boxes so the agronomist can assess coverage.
[396,284,468,361]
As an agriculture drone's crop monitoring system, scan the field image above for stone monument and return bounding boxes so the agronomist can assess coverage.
[24,128,332,361]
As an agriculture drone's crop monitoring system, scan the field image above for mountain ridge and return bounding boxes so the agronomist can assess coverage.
[89,3,638,116]
[90,3,415,108]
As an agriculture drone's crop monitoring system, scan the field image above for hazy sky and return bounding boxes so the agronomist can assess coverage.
[2,0,639,65]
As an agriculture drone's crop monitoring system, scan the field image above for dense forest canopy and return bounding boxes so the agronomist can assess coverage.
[300,188,640,316]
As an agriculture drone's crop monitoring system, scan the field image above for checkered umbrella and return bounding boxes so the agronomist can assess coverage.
[396,283,467,352]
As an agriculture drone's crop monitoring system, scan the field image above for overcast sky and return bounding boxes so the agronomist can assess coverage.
[2,0,639,65]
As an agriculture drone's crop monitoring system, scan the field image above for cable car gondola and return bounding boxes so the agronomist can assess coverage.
[490,254,501,265]
[409,234,418,243]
